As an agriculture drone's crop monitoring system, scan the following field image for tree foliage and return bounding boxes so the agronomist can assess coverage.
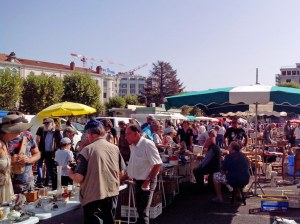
[278,82,300,89]
[144,61,184,105]
[0,69,23,110]
[190,106,203,117]
[124,95,139,105]
[62,72,101,110]
[105,96,126,110]
[22,73,64,114]
[181,105,192,115]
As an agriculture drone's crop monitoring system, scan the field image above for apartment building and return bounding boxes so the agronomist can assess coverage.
[116,73,146,97]
[0,52,145,102]
[275,63,300,85]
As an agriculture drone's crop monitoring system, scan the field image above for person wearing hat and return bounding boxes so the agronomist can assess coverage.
[0,114,40,193]
[140,115,154,130]
[35,118,62,189]
[67,119,125,224]
[55,137,74,186]
[193,129,221,192]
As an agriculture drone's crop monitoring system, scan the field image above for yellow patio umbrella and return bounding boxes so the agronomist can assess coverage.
[37,101,96,118]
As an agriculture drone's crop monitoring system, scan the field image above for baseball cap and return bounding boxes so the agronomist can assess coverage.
[147,115,154,120]
[84,119,104,131]
[60,137,71,145]
[43,118,54,124]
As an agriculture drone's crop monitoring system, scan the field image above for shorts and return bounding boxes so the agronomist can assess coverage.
[213,172,227,184]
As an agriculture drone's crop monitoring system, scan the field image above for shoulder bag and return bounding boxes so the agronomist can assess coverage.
[11,136,27,175]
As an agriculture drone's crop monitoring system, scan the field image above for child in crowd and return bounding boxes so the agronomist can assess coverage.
[55,137,74,186]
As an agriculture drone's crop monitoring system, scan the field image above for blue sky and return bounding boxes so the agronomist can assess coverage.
[2,1,300,91]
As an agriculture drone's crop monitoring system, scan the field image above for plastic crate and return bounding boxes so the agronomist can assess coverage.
[260,195,288,212]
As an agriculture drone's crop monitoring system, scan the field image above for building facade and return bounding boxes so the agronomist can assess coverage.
[275,63,300,85]
[116,73,146,97]
[0,52,146,102]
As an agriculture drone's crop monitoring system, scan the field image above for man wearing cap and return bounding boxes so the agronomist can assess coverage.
[193,129,221,192]
[0,114,40,193]
[68,119,125,224]
[123,124,162,224]
[36,118,62,189]
[141,115,154,130]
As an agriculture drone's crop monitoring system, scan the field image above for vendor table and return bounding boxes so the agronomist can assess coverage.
[35,185,128,220]
[0,216,39,224]
[34,196,80,220]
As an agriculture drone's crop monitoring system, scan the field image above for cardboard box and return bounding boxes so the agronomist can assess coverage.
[120,188,162,206]
[260,195,288,212]
[151,190,162,207]
[24,190,39,202]
[163,180,177,194]
[282,190,300,208]
[121,203,162,219]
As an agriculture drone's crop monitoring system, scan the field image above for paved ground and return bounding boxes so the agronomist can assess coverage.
[39,177,300,224]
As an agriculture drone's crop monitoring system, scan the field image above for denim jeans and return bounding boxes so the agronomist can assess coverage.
[37,151,57,189]
[134,178,157,224]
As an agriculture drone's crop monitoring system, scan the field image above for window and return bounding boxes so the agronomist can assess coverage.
[282,71,286,75]
[130,84,135,89]
[103,92,107,98]
[292,71,296,75]
[287,71,291,75]
[104,81,107,87]
[286,79,291,83]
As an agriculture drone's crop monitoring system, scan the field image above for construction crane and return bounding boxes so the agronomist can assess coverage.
[127,63,148,75]
[70,53,125,69]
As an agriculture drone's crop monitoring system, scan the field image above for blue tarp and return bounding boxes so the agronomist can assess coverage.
[0,110,8,118]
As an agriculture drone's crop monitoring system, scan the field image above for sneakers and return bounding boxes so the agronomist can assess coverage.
[211,197,224,204]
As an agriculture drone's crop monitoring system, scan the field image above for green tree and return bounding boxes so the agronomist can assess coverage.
[144,61,184,105]
[22,73,64,114]
[181,105,192,115]
[278,82,300,89]
[124,95,139,105]
[105,96,126,111]
[0,69,23,110]
[62,72,101,110]
[190,106,203,116]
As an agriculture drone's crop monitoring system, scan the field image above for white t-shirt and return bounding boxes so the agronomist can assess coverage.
[127,137,162,180]
[295,127,300,140]
[218,126,226,135]
[55,149,74,176]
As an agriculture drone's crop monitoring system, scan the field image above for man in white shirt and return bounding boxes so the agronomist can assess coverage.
[123,124,162,224]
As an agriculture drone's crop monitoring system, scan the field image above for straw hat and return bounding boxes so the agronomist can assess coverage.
[1,114,32,134]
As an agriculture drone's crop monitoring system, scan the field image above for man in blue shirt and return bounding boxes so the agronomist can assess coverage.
[212,141,250,203]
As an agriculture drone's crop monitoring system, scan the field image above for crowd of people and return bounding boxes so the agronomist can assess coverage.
[0,111,299,224]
